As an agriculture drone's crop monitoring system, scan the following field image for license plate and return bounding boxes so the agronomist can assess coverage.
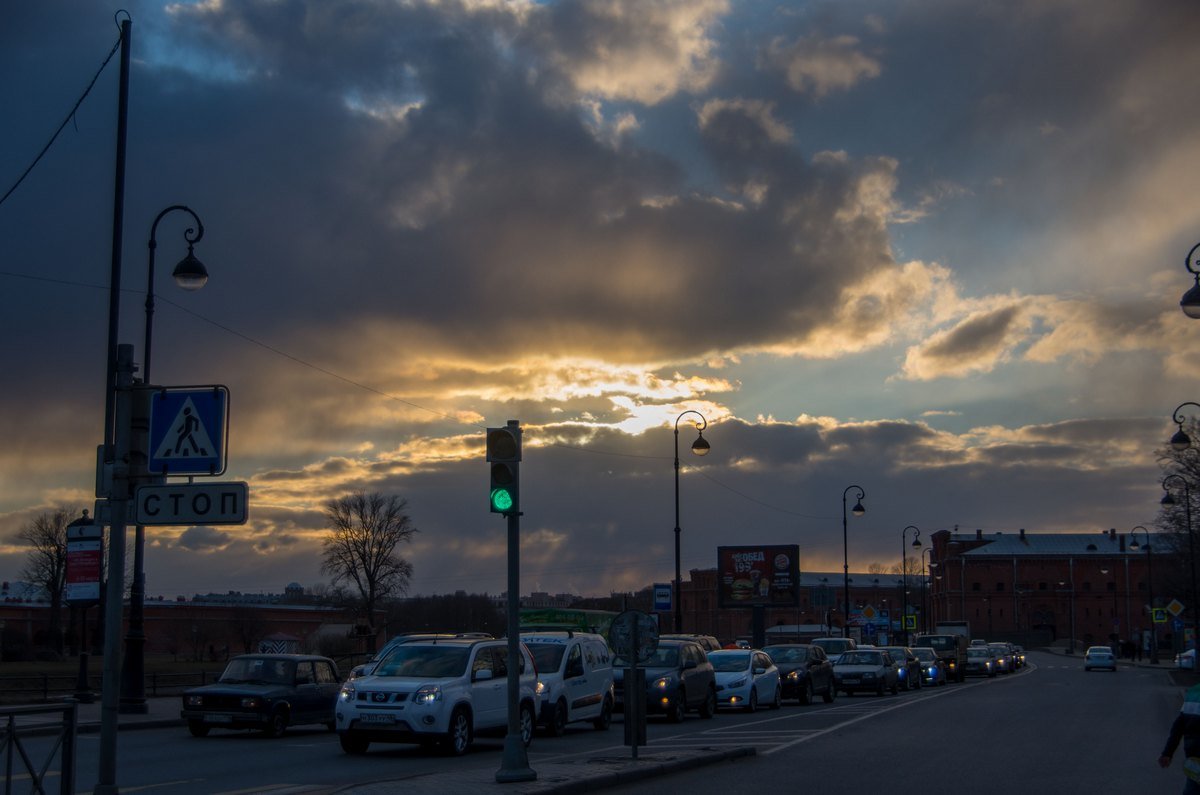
[206,714,233,723]
[360,713,395,725]
[843,678,859,684]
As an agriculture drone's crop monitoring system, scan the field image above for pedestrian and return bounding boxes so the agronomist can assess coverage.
[1159,682,1200,792]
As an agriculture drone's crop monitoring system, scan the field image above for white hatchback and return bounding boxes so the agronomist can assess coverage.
[709,649,781,711]
[522,632,615,735]
[336,638,538,756]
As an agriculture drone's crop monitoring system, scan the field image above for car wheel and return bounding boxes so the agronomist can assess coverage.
[187,720,209,738]
[770,685,781,710]
[593,696,613,730]
[747,688,758,713]
[548,700,568,737]
[339,732,369,755]
[668,691,687,723]
[444,707,472,756]
[262,710,288,738]
[799,681,813,706]
[520,702,535,748]
[822,684,835,704]
[699,687,717,719]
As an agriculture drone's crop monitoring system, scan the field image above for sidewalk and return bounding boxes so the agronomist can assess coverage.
[7,695,184,736]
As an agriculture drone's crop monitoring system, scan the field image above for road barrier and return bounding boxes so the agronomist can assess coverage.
[0,701,77,794]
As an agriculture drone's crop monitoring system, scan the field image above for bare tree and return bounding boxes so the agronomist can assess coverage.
[321,492,418,652]
[16,507,76,656]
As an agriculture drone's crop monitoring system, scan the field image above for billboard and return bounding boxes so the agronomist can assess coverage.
[717,545,800,608]
[65,523,103,606]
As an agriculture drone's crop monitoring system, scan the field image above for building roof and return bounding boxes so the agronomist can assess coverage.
[951,531,1157,557]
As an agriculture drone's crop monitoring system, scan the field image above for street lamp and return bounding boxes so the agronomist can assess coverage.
[901,526,921,644]
[1181,242,1200,319]
[1170,402,1200,451]
[842,486,866,639]
[1129,525,1160,664]
[122,205,209,714]
[1162,474,1198,647]
[673,410,709,632]
[921,548,935,634]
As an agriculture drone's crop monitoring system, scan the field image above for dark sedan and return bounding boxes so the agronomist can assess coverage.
[881,646,922,691]
[763,644,836,704]
[181,654,341,737]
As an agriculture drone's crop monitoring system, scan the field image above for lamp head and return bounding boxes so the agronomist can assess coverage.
[172,245,209,291]
[851,500,865,517]
[1162,491,1177,506]
[1182,279,1200,319]
[1172,429,1192,452]
[690,433,710,456]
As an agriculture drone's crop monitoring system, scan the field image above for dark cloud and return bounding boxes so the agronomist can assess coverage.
[175,525,232,551]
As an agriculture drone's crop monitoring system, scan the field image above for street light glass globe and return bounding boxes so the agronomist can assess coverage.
[1172,429,1192,452]
[852,500,865,517]
[1182,282,1200,319]
[691,435,710,456]
[172,249,209,291]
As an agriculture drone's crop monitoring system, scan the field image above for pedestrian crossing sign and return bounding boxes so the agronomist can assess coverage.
[147,386,229,476]
[1153,607,1168,624]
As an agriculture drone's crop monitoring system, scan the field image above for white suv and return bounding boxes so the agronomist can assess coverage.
[522,631,614,735]
[336,638,538,756]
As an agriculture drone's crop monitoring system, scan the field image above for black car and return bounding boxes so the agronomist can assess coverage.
[762,644,836,704]
[612,639,717,722]
[182,654,341,737]
[881,646,922,691]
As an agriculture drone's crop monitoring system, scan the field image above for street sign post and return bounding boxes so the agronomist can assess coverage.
[147,386,229,475]
[134,482,248,525]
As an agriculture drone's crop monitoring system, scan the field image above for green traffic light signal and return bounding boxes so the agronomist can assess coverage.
[490,487,515,513]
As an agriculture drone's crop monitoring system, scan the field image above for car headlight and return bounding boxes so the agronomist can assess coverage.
[241,697,262,709]
[729,678,746,689]
[653,677,673,690]
[787,670,800,681]
[185,695,203,707]
[339,685,355,702]
[536,681,547,696]
[413,685,442,704]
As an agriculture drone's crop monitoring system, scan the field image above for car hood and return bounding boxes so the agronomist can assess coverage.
[613,665,681,680]
[774,663,806,675]
[833,664,884,675]
[713,670,753,683]
[184,682,294,698]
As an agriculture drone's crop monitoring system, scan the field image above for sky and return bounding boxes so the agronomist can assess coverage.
[2,0,1200,601]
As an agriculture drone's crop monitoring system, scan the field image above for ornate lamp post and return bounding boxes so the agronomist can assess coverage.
[1170,402,1200,451]
[901,526,921,644]
[673,411,709,632]
[1162,474,1198,646]
[1129,526,1159,664]
[842,486,865,638]
[122,205,209,714]
[921,547,935,634]
[1180,243,1200,319]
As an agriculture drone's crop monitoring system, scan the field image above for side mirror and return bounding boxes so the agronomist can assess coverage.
[754,667,766,675]
[474,669,494,682]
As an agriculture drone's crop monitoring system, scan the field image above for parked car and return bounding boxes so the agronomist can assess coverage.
[708,649,781,712]
[348,632,493,679]
[881,646,922,691]
[521,631,614,735]
[612,639,717,722]
[659,633,723,652]
[811,637,857,659]
[336,637,538,756]
[987,642,1014,675]
[1011,645,1027,668]
[964,646,997,678]
[911,646,947,686]
[762,643,836,704]
[181,654,341,738]
[831,649,899,696]
[1084,645,1117,672]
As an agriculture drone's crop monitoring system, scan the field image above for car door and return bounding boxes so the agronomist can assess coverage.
[313,660,340,722]
[680,645,706,709]
[562,642,589,719]
[292,661,319,723]
[471,646,507,728]
[810,647,831,692]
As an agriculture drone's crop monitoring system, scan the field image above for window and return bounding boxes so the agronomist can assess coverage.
[995,582,1005,592]
[316,661,337,684]
[972,582,982,591]
[473,648,495,679]
[295,661,314,685]
[1107,581,1116,592]
[1039,582,1048,591]
[1082,582,1092,592]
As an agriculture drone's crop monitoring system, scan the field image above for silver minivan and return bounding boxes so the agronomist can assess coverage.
[522,631,614,735]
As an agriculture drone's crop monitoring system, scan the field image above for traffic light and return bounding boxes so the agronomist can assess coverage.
[486,421,521,515]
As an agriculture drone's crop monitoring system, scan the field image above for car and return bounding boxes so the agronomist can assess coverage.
[964,646,997,678]
[612,639,717,722]
[762,643,836,704]
[1084,645,1117,672]
[335,637,538,756]
[970,638,989,647]
[708,649,781,711]
[881,646,922,691]
[181,653,341,738]
[348,632,493,679]
[811,637,857,659]
[911,646,947,686]
[1177,649,1196,670]
[1011,645,1027,668]
[831,649,899,696]
[521,631,614,735]
[987,642,1014,675]
[659,633,723,652]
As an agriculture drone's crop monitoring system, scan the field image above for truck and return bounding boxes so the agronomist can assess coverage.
[912,623,970,682]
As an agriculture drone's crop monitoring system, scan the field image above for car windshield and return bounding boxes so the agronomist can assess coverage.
[708,652,750,672]
[374,645,470,678]
[838,651,882,666]
[527,644,567,672]
[967,648,991,659]
[219,657,294,685]
[988,646,1008,654]
[1087,647,1111,655]
[614,647,680,667]
[882,648,908,659]
[913,649,936,661]
[764,646,808,663]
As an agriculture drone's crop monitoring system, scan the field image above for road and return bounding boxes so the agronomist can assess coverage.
[10,651,1186,794]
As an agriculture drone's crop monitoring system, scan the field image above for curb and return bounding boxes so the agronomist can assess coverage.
[540,746,756,794]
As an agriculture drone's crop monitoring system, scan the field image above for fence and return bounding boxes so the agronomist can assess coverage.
[0,702,77,794]
[0,671,221,705]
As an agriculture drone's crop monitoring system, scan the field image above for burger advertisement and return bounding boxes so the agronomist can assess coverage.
[717,545,800,608]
